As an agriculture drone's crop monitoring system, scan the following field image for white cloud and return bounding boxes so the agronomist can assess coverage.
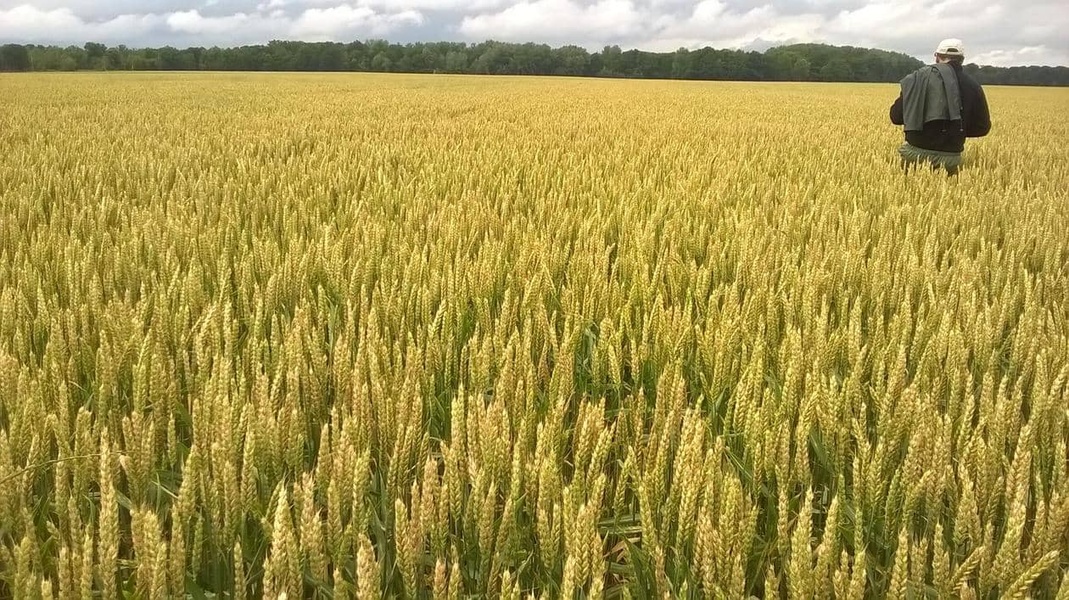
[0,3,426,46]
[167,10,266,36]
[460,0,645,43]
[0,0,1066,66]
[357,0,509,9]
[0,4,81,32]
[828,2,914,34]
[0,5,165,42]
[971,46,1069,68]
[291,4,423,39]
[649,1,781,48]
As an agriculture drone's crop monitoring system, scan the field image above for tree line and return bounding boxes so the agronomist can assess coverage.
[1,40,1067,86]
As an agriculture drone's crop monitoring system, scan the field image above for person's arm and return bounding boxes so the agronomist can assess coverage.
[966,85,991,137]
[890,95,904,125]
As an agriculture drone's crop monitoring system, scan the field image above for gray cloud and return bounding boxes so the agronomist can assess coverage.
[1,0,1066,66]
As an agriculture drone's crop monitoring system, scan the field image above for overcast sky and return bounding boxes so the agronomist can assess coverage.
[1,0,1066,67]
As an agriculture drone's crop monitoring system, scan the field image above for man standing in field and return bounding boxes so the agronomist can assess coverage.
[889,38,991,175]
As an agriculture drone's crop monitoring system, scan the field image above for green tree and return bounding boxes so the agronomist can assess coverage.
[84,42,106,69]
[370,52,392,72]
[819,58,853,81]
[105,46,124,70]
[0,44,31,71]
[766,49,798,80]
[600,44,622,76]
[13,38,1068,85]
[671,48,693,79]
[444,50,469,73]
[554,45,590,75]
[470,43,508,74]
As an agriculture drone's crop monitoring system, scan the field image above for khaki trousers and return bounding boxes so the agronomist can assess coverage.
[898,143,962,175]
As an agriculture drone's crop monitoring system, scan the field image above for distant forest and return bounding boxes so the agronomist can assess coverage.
[1,40,1066,86]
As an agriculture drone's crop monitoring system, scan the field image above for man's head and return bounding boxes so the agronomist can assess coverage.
[935,38,965,64]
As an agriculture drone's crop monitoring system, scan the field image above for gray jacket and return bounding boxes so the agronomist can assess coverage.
[899,63,963,132]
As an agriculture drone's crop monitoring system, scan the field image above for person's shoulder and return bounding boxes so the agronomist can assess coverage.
[900,64,931,83]
[911,64,942,78]
[957,68,984,89]
[950,63,975,80]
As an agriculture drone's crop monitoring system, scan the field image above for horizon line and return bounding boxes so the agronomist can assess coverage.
[6,38,1068,71]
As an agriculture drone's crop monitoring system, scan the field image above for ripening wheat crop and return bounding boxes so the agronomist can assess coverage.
[0,72,1067,599]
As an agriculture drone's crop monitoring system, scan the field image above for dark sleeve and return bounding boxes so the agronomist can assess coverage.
[966,84,991,138]
[890,95,904,125]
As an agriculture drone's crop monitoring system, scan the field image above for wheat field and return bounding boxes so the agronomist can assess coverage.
[0,72,1067,599]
